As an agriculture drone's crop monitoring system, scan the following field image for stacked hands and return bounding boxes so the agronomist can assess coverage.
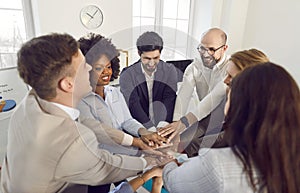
[134,123,188,192]
[133,120,187,168]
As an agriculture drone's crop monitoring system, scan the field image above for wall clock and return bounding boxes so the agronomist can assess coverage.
[80,5,103,29]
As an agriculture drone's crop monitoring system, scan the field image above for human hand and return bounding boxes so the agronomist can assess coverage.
[152,176,163,193]
[133,137,164,154]
[152,176,163,187]
[143,153,174,168]
[133,137,169,158]
[137,167,163,192]
[144,166,163,178]
[139,129,168,147]
[157,121,185,142]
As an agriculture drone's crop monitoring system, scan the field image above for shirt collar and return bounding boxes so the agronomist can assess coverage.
[51,102,80,121]
[214,54,228,70]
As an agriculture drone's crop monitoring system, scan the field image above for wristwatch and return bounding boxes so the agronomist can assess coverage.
[180,116,189,128]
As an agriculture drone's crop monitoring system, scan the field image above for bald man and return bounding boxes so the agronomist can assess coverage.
[158,28,229,156]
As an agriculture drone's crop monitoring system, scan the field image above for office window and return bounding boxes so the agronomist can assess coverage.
[132,0,192,60]
[0,0,27,69]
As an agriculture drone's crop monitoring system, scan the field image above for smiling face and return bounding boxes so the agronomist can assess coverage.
[93,54,112,87]
[140,50,160,75]
[199,29,227,68]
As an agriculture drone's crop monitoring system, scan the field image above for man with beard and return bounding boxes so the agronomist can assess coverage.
[158,28,229,155]
[120,31,178,145]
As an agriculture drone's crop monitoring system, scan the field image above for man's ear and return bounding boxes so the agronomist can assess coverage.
[223,45,228,51]
[138,50,142,56]
[58,76,74,93]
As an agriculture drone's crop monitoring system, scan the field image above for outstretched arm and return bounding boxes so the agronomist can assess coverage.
[172,63,197,121]
[159,81,226,142]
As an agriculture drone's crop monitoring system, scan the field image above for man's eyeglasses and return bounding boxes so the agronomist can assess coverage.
[197,45,225,56]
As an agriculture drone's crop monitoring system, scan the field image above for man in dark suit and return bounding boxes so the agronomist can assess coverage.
[120,31,178,132]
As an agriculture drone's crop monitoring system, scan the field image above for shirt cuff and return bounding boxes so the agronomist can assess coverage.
[148,126,157,132]
[172,113,181,121]
[157,121,169,128]
[141,157,147,168]
[121,133,133,146]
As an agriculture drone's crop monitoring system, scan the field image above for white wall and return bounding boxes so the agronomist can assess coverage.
[213,0,250,54]
[32,0,132,39]
[190,0,213,40]
[210,0,300,84]
[242,0,300,85]
[189,0,250,57]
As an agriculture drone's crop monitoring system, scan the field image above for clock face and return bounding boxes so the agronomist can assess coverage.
[80,5,103,29]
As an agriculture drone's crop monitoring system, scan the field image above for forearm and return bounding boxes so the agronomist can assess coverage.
[55,132,145,185]
[180,112,198,130]
[138,127,150,136]
[151,177,163,193]
[190,81,226,121]
[128,169,159,191]
[80,118,133,146]
[173,78,195,121]
[122,119,144,137]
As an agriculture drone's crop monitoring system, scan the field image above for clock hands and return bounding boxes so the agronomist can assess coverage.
[92,9,98,17]
[81,5,103,29]
[86,12,94,18]
[86,9,99,23]
[86,9,99,19]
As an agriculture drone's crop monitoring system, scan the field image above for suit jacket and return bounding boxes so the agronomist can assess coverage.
[0,90,145,193]
[119,60,178,129]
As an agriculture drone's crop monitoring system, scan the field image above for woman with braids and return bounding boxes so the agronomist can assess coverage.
[163,62,300,193]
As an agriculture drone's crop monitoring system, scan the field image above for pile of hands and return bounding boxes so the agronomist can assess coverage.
[136,120,188,168]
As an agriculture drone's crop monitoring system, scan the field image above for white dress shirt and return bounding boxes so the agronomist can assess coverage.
[173,55,229,121]
[141,63,156,125]
[51,102,80,120]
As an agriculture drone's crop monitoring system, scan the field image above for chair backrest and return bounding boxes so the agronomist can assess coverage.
[167,59,193,82]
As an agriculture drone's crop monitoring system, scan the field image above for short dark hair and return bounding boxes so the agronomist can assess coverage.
[136,31,163,55]
[17,33,78,100]
[78,33,120,81]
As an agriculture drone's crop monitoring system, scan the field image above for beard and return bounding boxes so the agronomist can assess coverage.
[142,62,157,74]
[200,54,219,69]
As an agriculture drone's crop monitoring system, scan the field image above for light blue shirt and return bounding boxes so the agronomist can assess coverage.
[77,85,144,155]
[78,85,143,137]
